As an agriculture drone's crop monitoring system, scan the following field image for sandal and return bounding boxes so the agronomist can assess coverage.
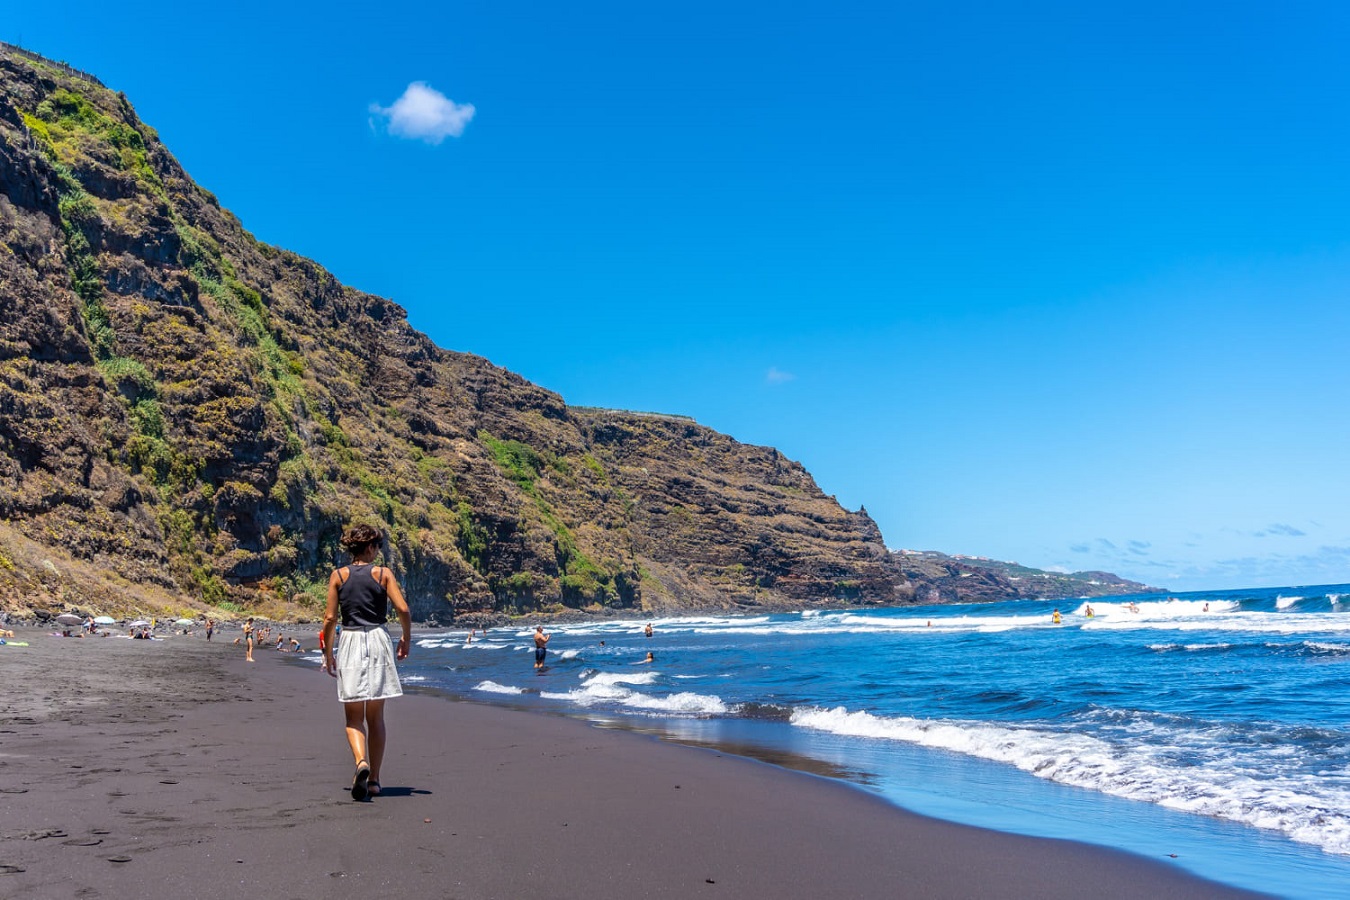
[351,761,371,801]
[367,780,381,798]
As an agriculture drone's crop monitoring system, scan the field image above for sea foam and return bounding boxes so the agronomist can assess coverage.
[473,680,525,695]
[789,705,1350,855]
[537,669,727,716]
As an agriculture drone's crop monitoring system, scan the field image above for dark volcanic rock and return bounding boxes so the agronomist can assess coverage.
[0,45,907,621]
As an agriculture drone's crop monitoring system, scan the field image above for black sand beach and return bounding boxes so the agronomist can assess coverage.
[0,631,1266,899]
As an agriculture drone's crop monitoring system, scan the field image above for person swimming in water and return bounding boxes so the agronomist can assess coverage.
[1052,609,1062,624]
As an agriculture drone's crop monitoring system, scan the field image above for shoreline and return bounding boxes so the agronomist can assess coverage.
[0,631,1265,899]
[0,583,1177,632]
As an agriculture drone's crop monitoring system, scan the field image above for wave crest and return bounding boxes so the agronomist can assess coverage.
[789,705,1350,855]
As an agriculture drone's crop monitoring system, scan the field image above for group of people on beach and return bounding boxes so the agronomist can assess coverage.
[233,619,304,662]
[44,615,218,640]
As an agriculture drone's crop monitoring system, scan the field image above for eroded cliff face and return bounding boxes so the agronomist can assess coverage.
[0,46,906,621]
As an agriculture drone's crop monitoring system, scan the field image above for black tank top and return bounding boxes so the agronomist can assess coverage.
[337,563,389,627]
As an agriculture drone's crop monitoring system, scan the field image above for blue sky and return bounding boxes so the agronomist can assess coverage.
[11,2,1350,591]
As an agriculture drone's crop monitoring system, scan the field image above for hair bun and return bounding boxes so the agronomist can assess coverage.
[340,523,383,554]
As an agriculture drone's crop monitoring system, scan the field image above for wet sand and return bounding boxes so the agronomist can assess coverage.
[0,630,1266,899]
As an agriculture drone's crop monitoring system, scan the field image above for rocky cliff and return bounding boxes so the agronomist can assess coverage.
[0,46,904,622]
[894,550,1160,604]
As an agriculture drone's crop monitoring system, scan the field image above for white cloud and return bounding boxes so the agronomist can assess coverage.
[370,82,475,144]
[766,367,796,385]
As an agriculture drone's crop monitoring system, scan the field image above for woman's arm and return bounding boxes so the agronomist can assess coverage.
[322,570,342,676]
[382,568,412,660]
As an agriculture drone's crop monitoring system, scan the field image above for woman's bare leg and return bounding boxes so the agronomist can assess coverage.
[343,701,369,766]
[365,699,387,783]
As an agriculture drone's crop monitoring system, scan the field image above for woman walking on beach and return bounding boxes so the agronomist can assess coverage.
[322,524,412,801]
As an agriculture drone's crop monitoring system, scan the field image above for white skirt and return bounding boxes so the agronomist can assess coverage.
[335,626,403,702]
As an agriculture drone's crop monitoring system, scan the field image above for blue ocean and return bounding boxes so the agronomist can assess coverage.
[345,584,1350,898]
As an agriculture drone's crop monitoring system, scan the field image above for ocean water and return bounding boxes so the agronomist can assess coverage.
[363,584,1350,898]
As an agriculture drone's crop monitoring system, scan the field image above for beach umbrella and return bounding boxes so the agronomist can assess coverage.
[55,613,83,626]
[174,618,194,626]
[93,616,116,625]
[128,619,150,628]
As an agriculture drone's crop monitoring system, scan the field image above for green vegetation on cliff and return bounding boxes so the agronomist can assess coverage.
[0,45,906,622]
[0,45,1158,623]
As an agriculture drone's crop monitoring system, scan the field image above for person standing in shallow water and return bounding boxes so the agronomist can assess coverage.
[323,524,411,801]
[533,624,550,669]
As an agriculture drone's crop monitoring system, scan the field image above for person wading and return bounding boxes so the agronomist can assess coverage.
[322,524,412,801]
[533,624,550,669]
